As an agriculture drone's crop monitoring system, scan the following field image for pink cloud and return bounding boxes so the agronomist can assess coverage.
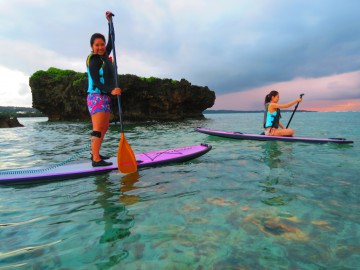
[212,70,360,111]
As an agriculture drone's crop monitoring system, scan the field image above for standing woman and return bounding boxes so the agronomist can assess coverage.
[87,11,121,167]
[264,90,302,136]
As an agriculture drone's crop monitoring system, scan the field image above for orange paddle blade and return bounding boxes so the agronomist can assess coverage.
[117,133,138,174]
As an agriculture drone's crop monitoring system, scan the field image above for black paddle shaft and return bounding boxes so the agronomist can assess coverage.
[108,15,124,133]
[286,94,304,129]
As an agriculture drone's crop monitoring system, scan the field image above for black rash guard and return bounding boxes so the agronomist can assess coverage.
[88,24,116,94]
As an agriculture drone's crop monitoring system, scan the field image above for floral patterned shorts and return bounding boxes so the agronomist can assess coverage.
[87,93,111,115]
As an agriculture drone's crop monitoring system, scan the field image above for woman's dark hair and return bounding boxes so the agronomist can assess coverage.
[90,33,106,46]
[264,90,278,104]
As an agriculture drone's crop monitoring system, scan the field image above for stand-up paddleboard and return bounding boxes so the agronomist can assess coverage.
[0,144,212,185]
[195,127,354,144]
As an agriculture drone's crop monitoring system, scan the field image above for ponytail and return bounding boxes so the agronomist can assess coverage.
[264,90,278,104]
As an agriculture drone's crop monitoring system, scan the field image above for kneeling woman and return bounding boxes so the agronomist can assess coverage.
[264,90,302,136]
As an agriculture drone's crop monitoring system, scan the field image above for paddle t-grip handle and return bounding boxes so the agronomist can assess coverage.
[106,11,115,17]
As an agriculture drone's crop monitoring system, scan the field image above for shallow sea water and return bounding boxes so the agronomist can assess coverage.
[0,112,359,269]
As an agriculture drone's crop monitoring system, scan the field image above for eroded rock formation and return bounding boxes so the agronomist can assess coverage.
[30,68,216,121]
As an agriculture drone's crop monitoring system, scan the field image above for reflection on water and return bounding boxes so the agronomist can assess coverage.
[95,176,134,241]
[119,171,141,206]
[260,142,295,206]
[261,141,282,168]
[75,174,137,268]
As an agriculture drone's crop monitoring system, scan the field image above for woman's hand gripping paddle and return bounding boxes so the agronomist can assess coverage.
[108,13,137,173]
[286,93,304,128]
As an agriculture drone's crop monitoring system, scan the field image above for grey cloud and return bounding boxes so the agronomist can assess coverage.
[2,0,360,98]
[121,1,360,96]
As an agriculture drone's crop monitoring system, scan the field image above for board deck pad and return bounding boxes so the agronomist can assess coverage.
[0,144,212,185]
[195,127,353,144]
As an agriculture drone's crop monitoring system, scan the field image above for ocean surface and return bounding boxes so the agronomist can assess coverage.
[0,112,359,269]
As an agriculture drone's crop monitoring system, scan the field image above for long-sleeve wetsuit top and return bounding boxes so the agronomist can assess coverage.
[87,24,116,94]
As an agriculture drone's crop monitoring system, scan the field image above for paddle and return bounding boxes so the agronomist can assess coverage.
[286,94,304,128]
[108,13,138,174]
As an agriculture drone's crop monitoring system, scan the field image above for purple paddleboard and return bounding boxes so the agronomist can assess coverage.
[195,127,353,144]
[0,144,212,185]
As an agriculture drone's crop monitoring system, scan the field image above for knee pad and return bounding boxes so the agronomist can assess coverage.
[91,131,101,138]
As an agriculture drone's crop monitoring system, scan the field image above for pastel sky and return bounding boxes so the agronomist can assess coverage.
[0,0,359,111]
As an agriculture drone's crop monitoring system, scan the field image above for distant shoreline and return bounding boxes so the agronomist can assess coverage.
[204,109,317,114]
[2,107,358,117]
[0,106,44,117]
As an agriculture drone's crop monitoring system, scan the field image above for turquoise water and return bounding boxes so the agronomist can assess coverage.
[0,112,359,269]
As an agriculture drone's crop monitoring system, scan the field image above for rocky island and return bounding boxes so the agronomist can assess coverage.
[0,116,24,128]
[30,68,216,122]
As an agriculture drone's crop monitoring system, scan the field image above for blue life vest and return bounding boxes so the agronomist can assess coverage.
[86,53,115,94]
[86,53,104,94]
[263,103,281,128]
